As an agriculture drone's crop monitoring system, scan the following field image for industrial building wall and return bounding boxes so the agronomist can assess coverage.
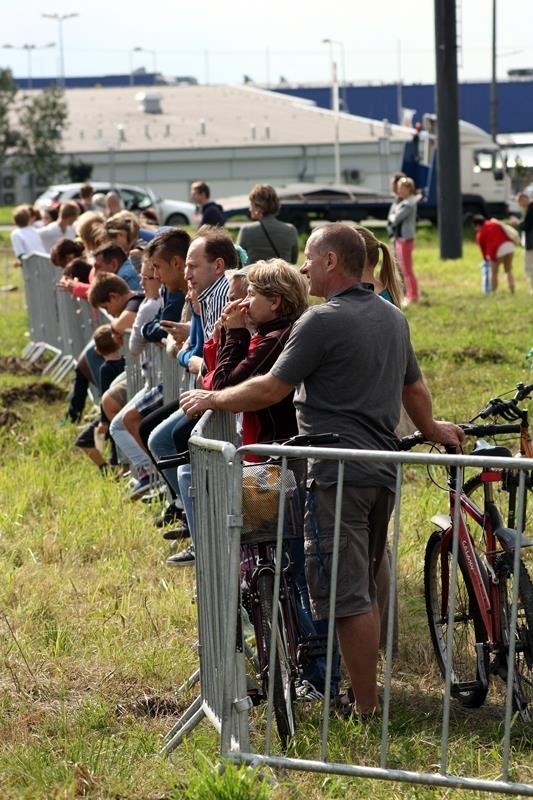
[10,138,408,205]
[274,81,533,134]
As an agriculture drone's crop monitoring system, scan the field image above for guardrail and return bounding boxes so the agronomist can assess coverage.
[168,411,533,797]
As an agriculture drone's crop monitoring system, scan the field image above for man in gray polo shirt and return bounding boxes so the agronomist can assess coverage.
[180,223,464,718]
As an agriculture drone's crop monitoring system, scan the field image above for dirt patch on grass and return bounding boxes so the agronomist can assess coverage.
[452,346,509,365]
[124,692,185,719]
[0,381,66,408]
[0,356,43,376]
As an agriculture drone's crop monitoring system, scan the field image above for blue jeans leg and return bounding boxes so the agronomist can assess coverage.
[147,408,188,497]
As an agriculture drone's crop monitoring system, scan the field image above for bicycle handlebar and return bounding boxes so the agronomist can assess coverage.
[471,382,533,423]
[399,422,522,451]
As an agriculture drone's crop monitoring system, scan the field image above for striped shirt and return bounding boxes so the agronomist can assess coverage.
[198,273,230,338]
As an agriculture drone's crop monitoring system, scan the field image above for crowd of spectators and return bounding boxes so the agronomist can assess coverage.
[12,176,484,721]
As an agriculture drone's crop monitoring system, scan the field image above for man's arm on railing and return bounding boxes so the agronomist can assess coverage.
[180,372,293,417]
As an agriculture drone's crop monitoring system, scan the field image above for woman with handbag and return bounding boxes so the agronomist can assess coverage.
[237,184,299,265]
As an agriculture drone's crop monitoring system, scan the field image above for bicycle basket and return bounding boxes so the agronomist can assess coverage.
[241,463,298,543]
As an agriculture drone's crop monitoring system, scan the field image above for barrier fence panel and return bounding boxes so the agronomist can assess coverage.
[21,252,63,365]
[161,410,244,754]
[177,415,533,796]
[161,350,188,405]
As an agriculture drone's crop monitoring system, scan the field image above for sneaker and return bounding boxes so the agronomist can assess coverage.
[162,523,190,541]
[166,544,195,567]
[295,680,324,703]
[141,487,167,505]
[155,503,183,528]
[129,474,152,501]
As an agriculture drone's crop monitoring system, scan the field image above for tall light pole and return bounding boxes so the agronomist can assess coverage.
[322,38,347,110]
[1,42,55,90]
[322,39,341,185]
[41,12,79,88]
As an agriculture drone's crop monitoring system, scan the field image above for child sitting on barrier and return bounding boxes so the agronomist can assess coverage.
[74,324,125,473]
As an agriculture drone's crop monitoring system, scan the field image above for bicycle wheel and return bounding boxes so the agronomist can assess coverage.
[424,529,489,707]
[256,571,296,747]
[495,552,533,719]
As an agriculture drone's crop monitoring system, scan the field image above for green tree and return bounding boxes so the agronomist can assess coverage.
[0,68,20,160]
[12,86,69,185]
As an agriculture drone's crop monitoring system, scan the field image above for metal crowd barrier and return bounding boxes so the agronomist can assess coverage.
[20,252,63,370]
[123,337,190,406]
[20,252,104,384]
[168,412,533,797]
[161,410,241,754]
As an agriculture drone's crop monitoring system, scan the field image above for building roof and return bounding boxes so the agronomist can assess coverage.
[61,84,414,154]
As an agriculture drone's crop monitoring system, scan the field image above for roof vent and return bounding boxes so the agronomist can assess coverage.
[135,91,163,114]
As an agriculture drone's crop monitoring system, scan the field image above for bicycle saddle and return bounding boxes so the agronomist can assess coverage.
[471,441,512,459]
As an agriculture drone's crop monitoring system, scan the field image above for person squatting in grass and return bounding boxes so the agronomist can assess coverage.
[179,223,464,718]
[74,324,125,473]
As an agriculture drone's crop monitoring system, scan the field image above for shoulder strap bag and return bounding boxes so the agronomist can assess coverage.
[260,220,281,258]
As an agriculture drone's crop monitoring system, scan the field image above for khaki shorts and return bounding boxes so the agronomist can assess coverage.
[304,484,395,619]
[105,375,127,408]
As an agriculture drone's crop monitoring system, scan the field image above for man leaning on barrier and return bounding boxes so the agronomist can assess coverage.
[179,223,464,719]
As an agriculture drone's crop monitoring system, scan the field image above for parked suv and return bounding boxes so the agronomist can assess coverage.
[34,182,196,227]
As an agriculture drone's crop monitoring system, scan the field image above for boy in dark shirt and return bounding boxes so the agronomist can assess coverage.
[74,324,125,472]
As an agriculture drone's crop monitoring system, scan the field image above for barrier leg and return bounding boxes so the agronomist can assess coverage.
[160,695,204,755]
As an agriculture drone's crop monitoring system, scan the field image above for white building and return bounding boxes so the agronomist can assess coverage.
[10,84,415,204]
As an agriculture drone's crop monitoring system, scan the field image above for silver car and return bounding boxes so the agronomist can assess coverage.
[34,182,196,227]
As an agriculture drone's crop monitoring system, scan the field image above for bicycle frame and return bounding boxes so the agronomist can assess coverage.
[442,470,506,647]
[241,541,300,696]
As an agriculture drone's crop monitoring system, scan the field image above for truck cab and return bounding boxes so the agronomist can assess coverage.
[402,113,511,221]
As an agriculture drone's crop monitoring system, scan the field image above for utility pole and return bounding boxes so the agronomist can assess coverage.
[490,0,498,141]
[434,0,462,259]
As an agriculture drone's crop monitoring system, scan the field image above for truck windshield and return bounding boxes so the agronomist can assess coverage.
[473,149,504,175]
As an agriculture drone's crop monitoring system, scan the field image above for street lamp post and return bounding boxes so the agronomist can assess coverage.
[322,39,342,185]
[1,42,55,89]
[322,38,347,110]
[41,12,79,88]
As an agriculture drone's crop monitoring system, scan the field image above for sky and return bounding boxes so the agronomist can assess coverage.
[2,0,532,87]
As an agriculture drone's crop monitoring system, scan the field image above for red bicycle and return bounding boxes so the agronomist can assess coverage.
[401,383,533,719]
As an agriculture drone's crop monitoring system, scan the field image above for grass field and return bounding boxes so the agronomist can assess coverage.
[0,228,533,799]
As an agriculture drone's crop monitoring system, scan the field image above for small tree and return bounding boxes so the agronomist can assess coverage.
[12,86,69,186]
[0,69,20,161]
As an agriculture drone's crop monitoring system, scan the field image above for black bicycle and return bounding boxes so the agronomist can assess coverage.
[239,433,339,746]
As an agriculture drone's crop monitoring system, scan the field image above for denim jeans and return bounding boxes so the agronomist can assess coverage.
[147,408,194,497]
[109,389,153,472]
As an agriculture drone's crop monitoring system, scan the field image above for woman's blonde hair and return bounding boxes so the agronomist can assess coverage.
[77,211,106,252]
[356,225,404,308]
[247,259,308,321]
[105,210,140,250]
